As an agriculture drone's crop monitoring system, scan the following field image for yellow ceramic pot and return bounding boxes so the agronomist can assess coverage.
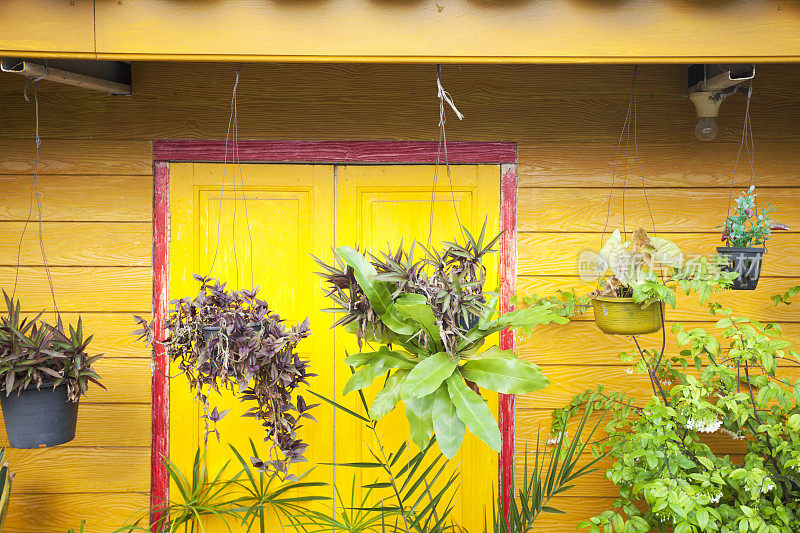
[592,297,664,336]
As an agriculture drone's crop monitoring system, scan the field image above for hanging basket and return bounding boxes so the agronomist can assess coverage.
[716,247,765,291]
[0,382,79,449]
[592,297,664,336]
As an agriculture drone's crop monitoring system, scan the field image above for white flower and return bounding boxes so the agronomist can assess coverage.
[709,492,722,504]
[686,417,722,433]
[625,368,634,375]
[720,428,745,440]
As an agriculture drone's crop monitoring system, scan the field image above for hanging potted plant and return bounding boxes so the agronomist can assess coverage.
[0,292,104,449]
[589,228,731,336]
[718,185,788,291]
[315,225,568,458]
[133,275,315,479]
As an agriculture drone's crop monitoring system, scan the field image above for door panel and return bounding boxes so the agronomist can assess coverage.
[336,164,501,533]
[169,162,501,531]
[169,163,336,530]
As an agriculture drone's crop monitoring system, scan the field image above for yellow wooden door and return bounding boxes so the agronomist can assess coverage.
[336,164,500,533]
[169,162,500,531]
[168,163,337,530]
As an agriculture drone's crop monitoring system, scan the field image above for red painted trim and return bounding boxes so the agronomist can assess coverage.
[498,162,518,525]
[153,140,516,164]
[150,141,518,525]
[150,161,170,531]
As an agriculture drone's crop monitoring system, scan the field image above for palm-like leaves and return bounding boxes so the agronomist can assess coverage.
[485,407,612,533]
[228,439,329,532]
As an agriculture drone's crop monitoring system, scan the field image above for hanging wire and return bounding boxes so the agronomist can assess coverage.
[725,83,754,223]
[632,69,657,237]
[12,72,59,318]
[427,64,465,249]
[205,64,255,288]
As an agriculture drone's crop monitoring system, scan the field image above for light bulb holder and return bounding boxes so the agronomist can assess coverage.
[689,90,723,118]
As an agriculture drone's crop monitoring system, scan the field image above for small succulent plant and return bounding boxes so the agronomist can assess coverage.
[0,291,103,402]
[133,275,315,479]
[721,186,788,248]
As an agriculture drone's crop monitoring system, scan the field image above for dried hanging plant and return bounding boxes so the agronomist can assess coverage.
[133,275,316,479]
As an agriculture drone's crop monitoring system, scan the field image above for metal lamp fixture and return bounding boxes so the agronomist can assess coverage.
[688,64,755,141]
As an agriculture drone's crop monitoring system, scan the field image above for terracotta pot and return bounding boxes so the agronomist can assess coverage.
[592,297,664,336]
[716,246,765,291]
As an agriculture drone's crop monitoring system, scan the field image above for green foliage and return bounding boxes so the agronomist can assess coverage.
[484,406,612,533]
[316,225,567,456]
[590,229,734,309]
[554,293,800,533]
[721,186,788,248]
[771,286,800,307]
[114,449,240,533]
[0,447,12,532]
[307,389,462,533]
[0,291,103,402]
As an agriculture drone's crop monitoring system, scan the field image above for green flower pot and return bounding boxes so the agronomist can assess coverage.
[592,297,664,336]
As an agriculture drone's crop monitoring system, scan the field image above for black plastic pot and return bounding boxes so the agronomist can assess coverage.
[203,323,262,342]
[717,247,765,291]
[0,382,79,449]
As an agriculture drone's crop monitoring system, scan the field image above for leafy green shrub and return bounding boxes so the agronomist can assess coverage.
[552,290,800,533]
[721,186,788,248]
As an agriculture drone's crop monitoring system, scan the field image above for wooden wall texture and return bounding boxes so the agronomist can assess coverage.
[0,62,798,531]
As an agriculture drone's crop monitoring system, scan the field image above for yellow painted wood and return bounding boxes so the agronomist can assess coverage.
[169,163,337,530]
[0,266,150,312]
[2,0,796,61]
[30,312,152,358]
[0,222,151,266]
[2,492,149,533]
[5,446,150,493]
[518,232,800,278]
[3,64,800,146]
[0,140,152,176]
[336,164,501,532]
[0,404,150,447]
[0,1,94,55]
[0,175,152,221]
[518,186,800,233]
[517,321,800,366]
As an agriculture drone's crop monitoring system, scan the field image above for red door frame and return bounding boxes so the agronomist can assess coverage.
[150,140,518,526]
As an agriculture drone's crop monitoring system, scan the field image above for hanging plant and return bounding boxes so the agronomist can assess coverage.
[718,185,788,290]
[589,229,733,335]
[315,225,567,458]
[0,291,104,448]
[133,275,315,479]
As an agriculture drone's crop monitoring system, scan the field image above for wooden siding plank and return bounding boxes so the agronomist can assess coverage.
[27,313,151,359]
[0,140,152,176]
[0,266,151,312]
[74,357,151,404]
[0,404,150,448]
[3,492,149,533]
[89,0,800,60]
[518,187,800,233]
[0,222,151,267]
[0,64,799,144]
[518,321,800,366]
[519,232,800,278]
[0,175,152,222]
[4,447,150,493]
[517,141,800,188]
[0,1,94,55]
[517,276,800,323]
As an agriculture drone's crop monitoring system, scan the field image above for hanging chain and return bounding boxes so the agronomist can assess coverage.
[13,72,59,319]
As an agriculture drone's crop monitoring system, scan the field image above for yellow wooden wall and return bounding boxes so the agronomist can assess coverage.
[0,63,798,531]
